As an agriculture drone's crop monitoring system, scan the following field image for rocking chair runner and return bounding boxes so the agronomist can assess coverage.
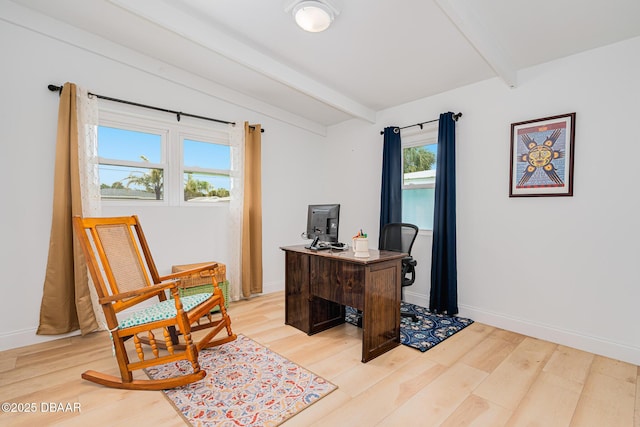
[73,215,237,390]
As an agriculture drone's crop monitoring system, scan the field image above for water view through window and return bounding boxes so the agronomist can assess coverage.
[402,143,437,229]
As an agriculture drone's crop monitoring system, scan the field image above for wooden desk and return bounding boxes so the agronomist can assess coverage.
[280,245,406,362]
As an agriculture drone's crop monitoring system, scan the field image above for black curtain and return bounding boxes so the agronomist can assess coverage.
[430,112,458,314]
[379,127,402,246]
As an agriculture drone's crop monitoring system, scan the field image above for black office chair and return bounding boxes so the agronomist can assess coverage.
[379,223,419,321]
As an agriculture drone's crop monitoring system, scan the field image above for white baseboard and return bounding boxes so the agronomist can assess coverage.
[397,295,640,366]
[8,294,637,366]
[261,280,284,296]
[459,304,640,366]
[0,327,81,352]
[403,289,430,308]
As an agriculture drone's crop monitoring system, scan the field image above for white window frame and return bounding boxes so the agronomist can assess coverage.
[401,126,438,233]
[98,107,231,208]
[179,130,232,206]
[98,112,169,206]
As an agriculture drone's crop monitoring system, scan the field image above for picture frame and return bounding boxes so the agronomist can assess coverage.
[509,112,575,197]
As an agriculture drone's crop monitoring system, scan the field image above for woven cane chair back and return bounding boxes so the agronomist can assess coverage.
[95,223,151,295]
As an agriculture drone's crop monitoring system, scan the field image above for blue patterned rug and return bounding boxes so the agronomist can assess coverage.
[345,303,474,352]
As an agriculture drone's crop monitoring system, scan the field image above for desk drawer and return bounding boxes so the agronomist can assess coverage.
[310,256,364,309]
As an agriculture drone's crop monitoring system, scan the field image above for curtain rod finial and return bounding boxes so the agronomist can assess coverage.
[48,84,62,95]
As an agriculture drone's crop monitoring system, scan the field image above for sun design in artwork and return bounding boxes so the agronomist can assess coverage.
[518,128,565,187]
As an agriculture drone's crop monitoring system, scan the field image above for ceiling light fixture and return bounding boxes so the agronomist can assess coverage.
[286,0,339,33]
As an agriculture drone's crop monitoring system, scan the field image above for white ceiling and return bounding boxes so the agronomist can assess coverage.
[8,0,640,132]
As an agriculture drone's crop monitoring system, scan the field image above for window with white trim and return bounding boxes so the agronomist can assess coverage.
[97,110,231,206]
[402,128,438,230]
[98,123,166,201]
[182,136,231,202]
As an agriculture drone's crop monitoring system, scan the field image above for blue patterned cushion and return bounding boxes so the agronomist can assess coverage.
[118,293,213,329]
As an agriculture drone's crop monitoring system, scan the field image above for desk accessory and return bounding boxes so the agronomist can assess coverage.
[352,229,370,257]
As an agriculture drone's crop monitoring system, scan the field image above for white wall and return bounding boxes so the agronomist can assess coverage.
[0,15,328,350]
[327,36,640,365]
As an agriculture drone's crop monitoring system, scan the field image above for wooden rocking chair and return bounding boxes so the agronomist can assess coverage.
[73,215,237,390]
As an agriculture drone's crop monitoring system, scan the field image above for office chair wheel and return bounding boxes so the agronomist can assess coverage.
[401,312,418,323]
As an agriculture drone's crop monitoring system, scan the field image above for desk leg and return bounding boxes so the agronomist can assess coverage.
[361,259,401,362]
[284,251,310,332]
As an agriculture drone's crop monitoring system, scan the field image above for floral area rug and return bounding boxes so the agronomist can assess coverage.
[345,302,474,352]
[145,335,337,427]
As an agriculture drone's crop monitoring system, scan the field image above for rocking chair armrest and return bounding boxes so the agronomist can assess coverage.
[158,263,219,283]
[98,281,178,304]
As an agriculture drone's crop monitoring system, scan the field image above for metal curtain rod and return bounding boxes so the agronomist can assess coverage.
[47,84,265,132]
[379,112,462,135]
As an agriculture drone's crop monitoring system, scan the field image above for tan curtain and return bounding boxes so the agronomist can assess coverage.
[37,83,99,335]
[241,122,263,296]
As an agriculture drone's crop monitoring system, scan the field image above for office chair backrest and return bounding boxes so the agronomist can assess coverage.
[379,223,419,255]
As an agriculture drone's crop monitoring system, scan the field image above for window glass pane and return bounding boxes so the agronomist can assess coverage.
[403,144,437,186]
[98,126,162,163]
[402,188,435,230]
[184,139,230,170]
[184,172,230,202]
[99,164,163,200]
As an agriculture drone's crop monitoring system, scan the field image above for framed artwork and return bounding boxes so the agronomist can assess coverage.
[509,112,576,197]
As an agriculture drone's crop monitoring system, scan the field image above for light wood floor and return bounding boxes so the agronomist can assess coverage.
[1,291,638,427]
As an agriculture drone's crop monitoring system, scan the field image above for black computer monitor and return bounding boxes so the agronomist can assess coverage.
[306,204,340,242]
